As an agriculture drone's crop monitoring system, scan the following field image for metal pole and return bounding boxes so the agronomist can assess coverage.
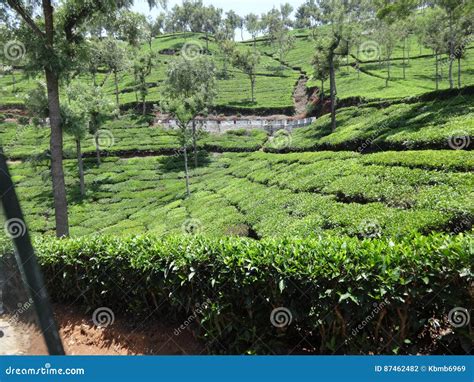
[0,150,64,355]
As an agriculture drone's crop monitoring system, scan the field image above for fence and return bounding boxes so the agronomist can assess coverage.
[158,117,316,134]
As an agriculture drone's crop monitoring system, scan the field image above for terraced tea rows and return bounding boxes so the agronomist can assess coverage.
[7,150,472,239]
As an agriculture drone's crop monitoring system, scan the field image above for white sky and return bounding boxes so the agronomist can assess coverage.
[132,0,307,40]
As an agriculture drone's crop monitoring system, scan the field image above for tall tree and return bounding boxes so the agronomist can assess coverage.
[275,29,295,67]
[68,82,114,166]
[215,30,235,79]
[61,103,87,197]
[225,10,241,41]
[421,7,447,89]
[245,13,261,49]
[312,44,331,100]
[134,51,155,116]
[313,0,360,131]
[295,0,320,33]
[100,38,130,111]
[434,0,466,89]
[232,48,261,103]
[161,55,216,195]
[202,5,222,50]
[280,3,294,28]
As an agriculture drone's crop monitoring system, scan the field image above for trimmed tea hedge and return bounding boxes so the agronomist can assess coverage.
[34,233,473,354]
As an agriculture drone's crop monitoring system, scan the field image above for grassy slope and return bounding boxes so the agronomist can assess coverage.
[0,33,300,112]
[3,26,473,111]
[286,93,474,150]
[256,29,474,100]
[5,150,472,238]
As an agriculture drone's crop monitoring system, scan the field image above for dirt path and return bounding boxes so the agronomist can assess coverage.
[0,317,32,355]
[293,76,310,117]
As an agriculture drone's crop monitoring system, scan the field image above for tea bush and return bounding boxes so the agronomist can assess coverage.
[35,233,473,354]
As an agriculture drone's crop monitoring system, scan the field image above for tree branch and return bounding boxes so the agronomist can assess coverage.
[6,0,45,39]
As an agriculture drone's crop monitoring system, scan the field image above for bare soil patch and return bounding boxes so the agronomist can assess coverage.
[23,305,204,355]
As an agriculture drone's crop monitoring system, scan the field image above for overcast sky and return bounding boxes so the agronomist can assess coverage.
[132,0,307,40]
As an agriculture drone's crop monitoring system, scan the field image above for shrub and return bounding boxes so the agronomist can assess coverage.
[18,116,30,125]
[33,233,472,354]
[0,113,6,122]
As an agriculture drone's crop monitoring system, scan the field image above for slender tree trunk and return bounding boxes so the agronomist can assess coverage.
[183,145,190,197]
[346,41,349,72]
[435,51,439,90]
[205,32,209,51]
[94,132,101,166]
[402,38,406,80]
[142,95,146,116]
[250,76,255,103]
[386,55,391,87]
[407,39,410,62]
[356,47,360,79]
[92,71,97,87]
[448,12,454,89]
[329,54,337,131]
[114,70,120,111]
[134,72,139,104]
[45,69,69,237]
[11,71,16,92]
[223,58,228,79]
[192,119,198,168]
[457,56,461,88]
[320,80,324,101]
[43,0,69,237]
[76,138,85,197]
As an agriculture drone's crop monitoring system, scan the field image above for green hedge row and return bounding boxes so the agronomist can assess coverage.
[33,233,472,354]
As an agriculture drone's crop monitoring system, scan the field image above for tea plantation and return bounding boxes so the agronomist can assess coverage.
[0,23,473,355]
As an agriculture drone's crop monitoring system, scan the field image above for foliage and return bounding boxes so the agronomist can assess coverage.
[32,233,473,354]
[4,149,472,238]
